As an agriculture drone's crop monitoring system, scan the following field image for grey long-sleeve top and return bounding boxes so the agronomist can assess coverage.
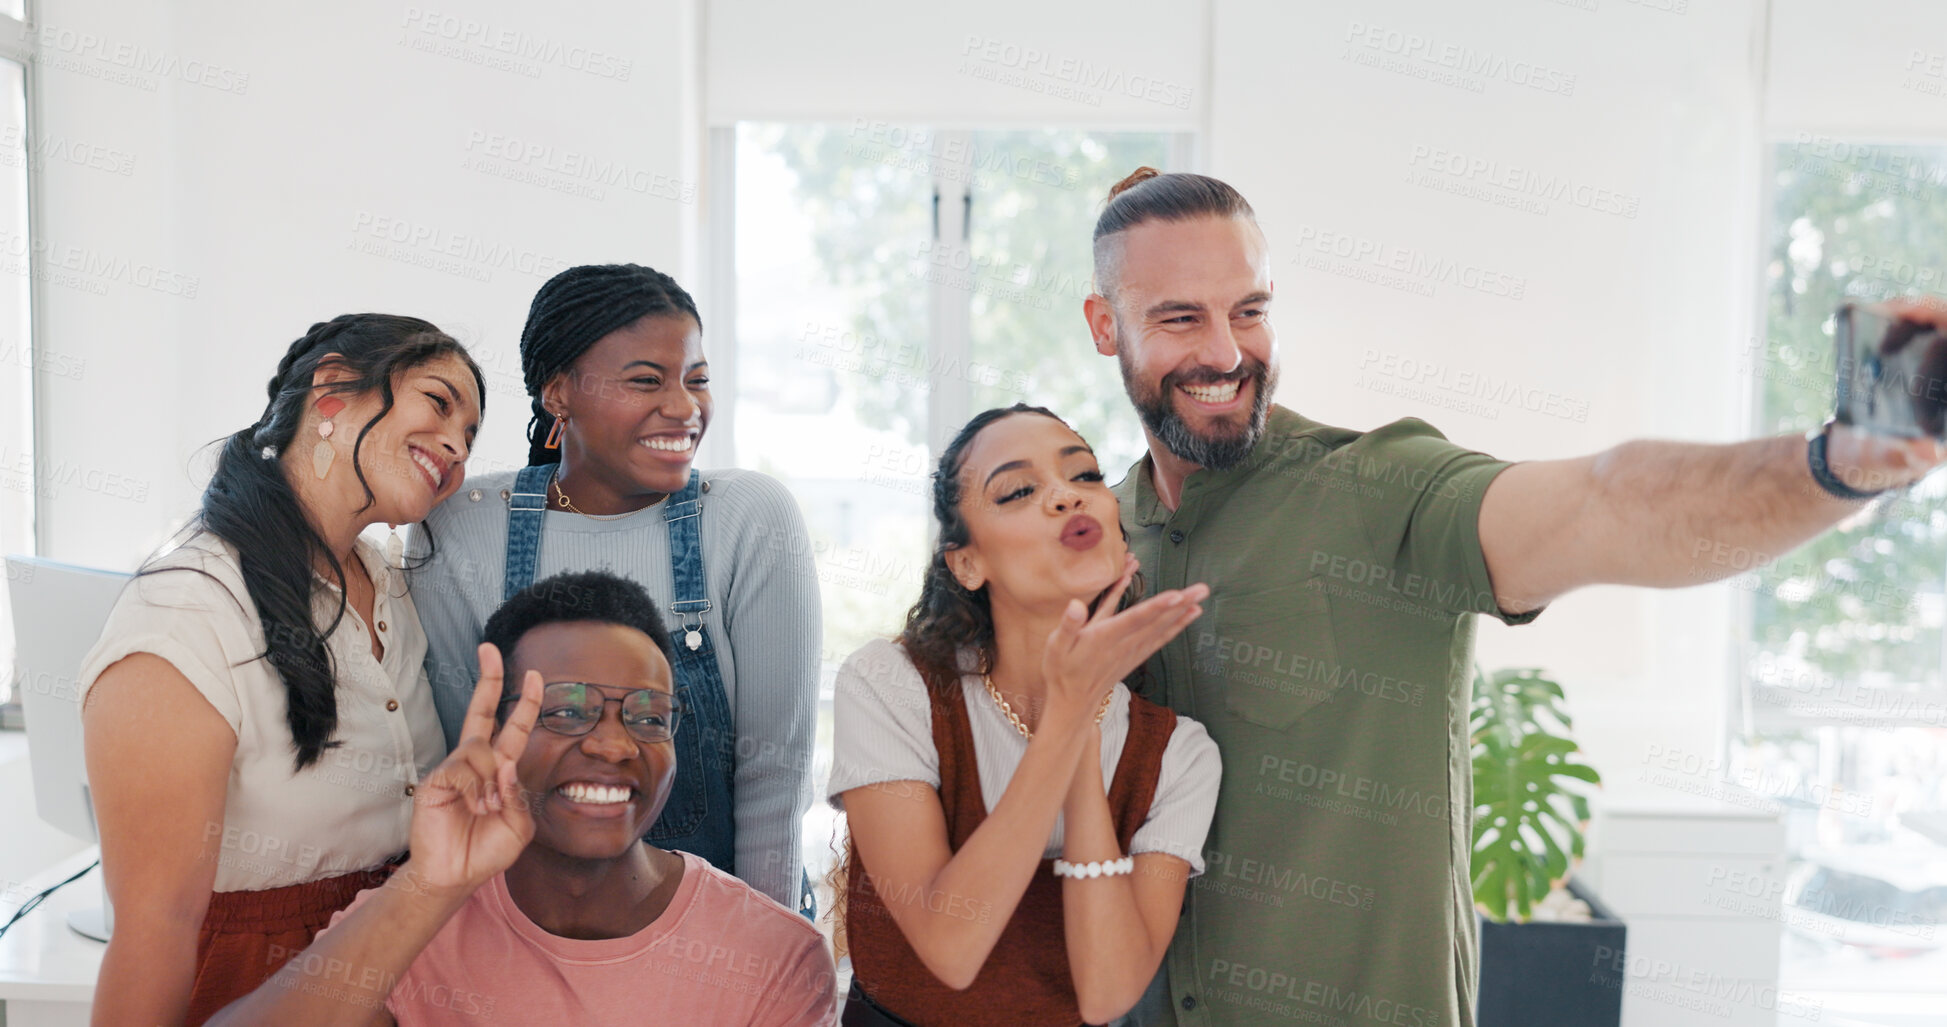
[404,466,819,906]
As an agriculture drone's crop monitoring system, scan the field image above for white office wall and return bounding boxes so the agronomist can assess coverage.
[1210,0,1765,780]
[13,0,181,570]
[1768,0,1947,137]
[29,0,702,570]
[24,0,1826,789]
[705,0,1205,128]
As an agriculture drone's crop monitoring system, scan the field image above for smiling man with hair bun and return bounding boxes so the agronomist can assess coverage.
[1088,166,1947,1026]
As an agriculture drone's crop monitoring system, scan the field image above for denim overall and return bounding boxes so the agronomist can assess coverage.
[502,465,814,917]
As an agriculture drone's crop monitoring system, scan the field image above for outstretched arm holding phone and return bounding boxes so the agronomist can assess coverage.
[207,645,543,1027]
[1479,300,1947,615]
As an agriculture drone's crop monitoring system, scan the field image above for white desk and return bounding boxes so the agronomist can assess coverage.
[0,847,102,1027]
[1581,791,1790,1027]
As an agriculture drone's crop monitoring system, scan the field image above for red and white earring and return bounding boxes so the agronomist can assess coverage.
[312,395,345,480]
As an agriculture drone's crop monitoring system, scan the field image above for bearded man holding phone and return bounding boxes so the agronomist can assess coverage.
[1088,167,1947,1027]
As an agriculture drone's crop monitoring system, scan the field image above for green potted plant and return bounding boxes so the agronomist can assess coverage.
[1470,666,1625,1027]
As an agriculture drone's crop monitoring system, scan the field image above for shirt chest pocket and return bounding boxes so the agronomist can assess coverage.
[1193,581,1341,731]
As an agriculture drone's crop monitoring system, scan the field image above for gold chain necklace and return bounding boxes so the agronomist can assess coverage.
[982,674,1113,740]
[550,477,589,515]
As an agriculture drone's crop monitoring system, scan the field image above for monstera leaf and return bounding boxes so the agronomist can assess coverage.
[1470,666,1602,923]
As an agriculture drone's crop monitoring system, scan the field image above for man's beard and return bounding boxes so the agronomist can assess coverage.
[1117,329,1277,472]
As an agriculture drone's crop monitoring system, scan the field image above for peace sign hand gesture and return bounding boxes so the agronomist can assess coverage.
[403,643,543,897]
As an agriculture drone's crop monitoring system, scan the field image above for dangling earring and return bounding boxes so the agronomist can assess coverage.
[312,395,345,480]
[544,413,567,450]
[385,523,404,569]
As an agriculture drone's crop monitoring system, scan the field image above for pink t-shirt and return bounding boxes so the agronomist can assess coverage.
[329,852,836,1026]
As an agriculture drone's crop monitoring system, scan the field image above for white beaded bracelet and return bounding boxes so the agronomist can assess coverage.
[1053,855,1135,879]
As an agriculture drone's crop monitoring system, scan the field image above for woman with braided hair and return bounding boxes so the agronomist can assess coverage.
[408,263,821,917]
[77,314,487,1025]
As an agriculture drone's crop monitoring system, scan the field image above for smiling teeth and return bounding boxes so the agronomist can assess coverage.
[1182,381,1241,403]
[559,782,632,805]
[640,436,694,452]
[410,450,444,488]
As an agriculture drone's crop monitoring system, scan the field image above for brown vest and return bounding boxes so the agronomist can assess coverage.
[847,684,1177,1027]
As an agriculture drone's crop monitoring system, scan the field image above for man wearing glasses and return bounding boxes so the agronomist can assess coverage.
[210,570,837,1026]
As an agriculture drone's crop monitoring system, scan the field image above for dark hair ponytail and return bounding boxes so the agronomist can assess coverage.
[896,403,1142,699]
[1092,167,1257,297]
[519,263,701,466]
[186,313,484,770]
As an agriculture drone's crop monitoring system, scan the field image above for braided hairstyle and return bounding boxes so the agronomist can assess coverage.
[897,404,1144,699]
[182,314,485,770]
[519,264,701,467]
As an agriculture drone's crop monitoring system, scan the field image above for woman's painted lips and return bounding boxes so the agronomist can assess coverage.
[1061,514,1103,551]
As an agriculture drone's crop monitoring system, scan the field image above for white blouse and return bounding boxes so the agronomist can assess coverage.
[827,638,1221,875]
[78,532,445,892]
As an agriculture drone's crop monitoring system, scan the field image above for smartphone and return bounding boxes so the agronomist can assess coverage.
[1835,301,1947,439]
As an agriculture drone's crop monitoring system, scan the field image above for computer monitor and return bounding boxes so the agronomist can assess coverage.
[5,555,132,941]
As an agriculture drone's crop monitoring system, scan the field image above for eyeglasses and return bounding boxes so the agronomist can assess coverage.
[501,682,683,744]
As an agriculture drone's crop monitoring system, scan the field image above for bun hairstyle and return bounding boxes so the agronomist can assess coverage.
[189,314,484,770]
[897,403,1143,699]
[519,263,702,467]
[1107,165,1163,199]
[1092,167,1257,297]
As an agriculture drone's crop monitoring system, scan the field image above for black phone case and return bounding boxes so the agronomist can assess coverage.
[1835,301,1947,439]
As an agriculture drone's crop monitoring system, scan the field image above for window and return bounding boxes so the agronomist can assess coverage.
[0,49,33,708]
[1739,138,1947,1009]
[722,121,1181,914]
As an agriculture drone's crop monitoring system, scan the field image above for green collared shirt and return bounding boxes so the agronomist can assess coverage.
[1117,406,1538,1027]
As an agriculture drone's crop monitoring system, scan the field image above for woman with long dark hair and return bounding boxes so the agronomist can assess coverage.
[408,263,820,914]
[78,314,486,1025]
[830,404,1220,1026]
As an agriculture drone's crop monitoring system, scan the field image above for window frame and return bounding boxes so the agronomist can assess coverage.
[0,5,40,710]
[1738,132,1947,733]
[701,122,1194,472]
[1736,130,1947,1006]
[0,2,41,556]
